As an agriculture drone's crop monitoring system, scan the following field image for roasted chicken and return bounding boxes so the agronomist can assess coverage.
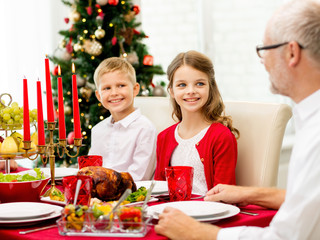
[77,166,136,201]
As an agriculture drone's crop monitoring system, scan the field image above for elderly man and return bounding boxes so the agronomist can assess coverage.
[155,0,320,239]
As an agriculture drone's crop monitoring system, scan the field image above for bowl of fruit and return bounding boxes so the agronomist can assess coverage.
[0,168,50,203]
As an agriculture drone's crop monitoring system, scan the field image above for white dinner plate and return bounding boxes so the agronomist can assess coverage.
[147,201,240,222]
[40,167,78,180]
[0,202,55,220]
[135,181,168,194]
[0,204,63,227]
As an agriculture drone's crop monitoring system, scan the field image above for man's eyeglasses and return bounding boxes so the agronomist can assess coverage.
[256,42,304,58]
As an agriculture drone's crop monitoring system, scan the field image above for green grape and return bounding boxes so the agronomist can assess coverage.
[19,119,24,124]
[13,107,20,115]
[3,113,10,121]
[11,102,19,108]
[14,115,21,122]
[7,119,14,125]
[31,109,37,121]
[2,108,10,114]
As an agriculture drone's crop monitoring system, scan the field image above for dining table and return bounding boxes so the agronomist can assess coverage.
[0,167,277,240]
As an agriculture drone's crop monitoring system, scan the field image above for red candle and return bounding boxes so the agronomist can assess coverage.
[57,66,66,139]
[45,57,55,122]
[23,78,31,141]
[36,81,46,145]
[71,63,81,139]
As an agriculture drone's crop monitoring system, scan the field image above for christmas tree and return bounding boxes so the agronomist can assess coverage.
[49,0,164,166]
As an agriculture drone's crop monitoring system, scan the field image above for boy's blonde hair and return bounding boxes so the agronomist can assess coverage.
[93,57,136,88]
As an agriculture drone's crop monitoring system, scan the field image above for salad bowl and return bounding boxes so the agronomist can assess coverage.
[0,168,50,203]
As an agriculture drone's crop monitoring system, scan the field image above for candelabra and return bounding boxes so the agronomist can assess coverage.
[22,121,82,197]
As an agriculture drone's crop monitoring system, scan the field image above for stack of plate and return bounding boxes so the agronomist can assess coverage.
[0,202,63,227]
[147,201,240,222]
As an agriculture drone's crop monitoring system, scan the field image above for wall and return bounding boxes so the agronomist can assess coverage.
[140,0,292,188]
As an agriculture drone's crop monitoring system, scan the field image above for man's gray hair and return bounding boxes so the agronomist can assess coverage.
[270,0,320,62]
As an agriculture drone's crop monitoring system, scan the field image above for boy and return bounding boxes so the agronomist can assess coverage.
[88,57,157,181]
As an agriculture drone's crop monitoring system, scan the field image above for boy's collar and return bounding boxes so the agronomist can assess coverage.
[110,108,141,128]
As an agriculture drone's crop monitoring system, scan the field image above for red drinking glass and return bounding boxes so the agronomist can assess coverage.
[165,166,194,202]
[63,175,92,206]
[78,155,103,169]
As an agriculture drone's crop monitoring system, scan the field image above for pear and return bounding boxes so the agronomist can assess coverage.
[19,141,36,157]
[31,132,38,146]
[11,131,23,147]
[0,136,18,159]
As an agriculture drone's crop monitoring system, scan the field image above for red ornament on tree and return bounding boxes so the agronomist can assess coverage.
[133,29,140,35]
[54,109,59,121]
[108,0,119,6]
[98,11,105,19]
[132,5,140,15]
[87,6,93,15]
[111,36,117,46]
[143,55,154,66]
[67,131,75,145]
[66,38,73,53]
[52,65,59,76]
[64,18,69,24]
[66,43,73,53]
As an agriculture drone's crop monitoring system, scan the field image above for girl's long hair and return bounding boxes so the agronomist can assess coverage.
[167,50,239,138]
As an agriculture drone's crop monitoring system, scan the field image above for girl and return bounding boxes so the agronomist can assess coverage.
[154,50,239,194]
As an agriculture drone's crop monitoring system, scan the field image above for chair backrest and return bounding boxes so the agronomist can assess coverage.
[224,101,292,187]
[134,97,176,133]
[135,97,292,187]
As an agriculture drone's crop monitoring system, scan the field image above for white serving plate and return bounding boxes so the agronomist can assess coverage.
[135,180,168,194]
[124,197,158,207]
[40,196,66,206]
[40,167,78,180]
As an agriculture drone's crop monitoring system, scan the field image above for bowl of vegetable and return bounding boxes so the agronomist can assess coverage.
[0,168,50,203]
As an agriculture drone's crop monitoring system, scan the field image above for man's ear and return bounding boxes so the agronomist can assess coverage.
[133,83,140,97]
[95,90,101,102]
[288,41,302,67]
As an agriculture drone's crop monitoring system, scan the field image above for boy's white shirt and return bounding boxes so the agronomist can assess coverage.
[88,108,157,181]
